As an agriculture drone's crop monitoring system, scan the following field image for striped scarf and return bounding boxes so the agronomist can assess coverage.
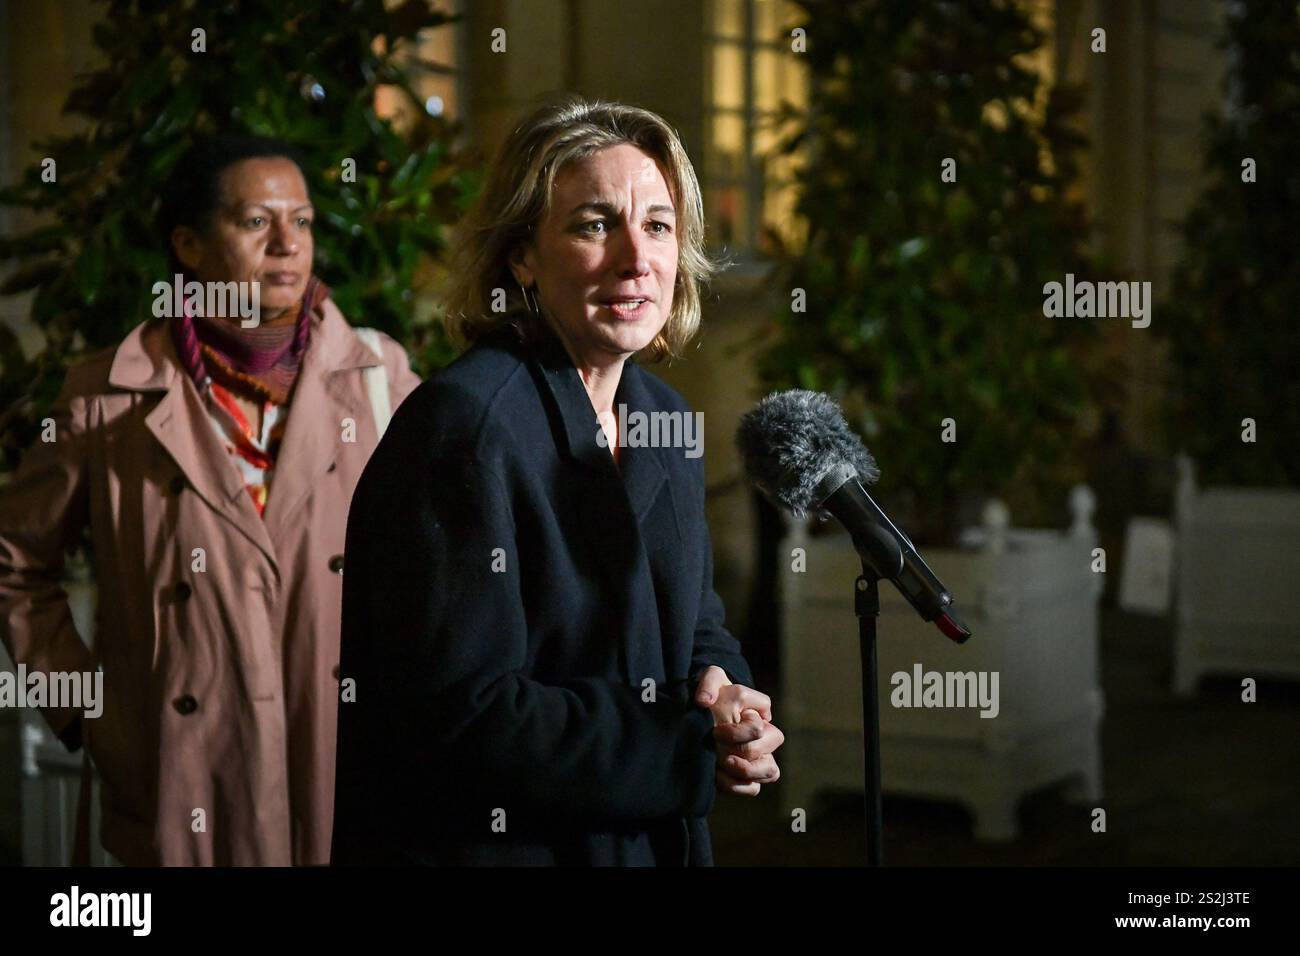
[171,276,325,405]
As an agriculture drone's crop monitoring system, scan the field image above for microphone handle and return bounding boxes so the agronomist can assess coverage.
[823,477,972,644]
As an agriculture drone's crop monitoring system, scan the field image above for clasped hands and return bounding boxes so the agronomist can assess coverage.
[693,665,784,796]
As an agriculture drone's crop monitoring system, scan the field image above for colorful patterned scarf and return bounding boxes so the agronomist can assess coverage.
[171,276,325,405]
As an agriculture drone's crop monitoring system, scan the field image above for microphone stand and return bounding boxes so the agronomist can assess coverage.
[816,476,971,865]
[855,566,884,867]
[826,505,899,868]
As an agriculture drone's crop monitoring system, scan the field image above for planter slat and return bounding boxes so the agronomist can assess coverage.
[780,488,1105,842]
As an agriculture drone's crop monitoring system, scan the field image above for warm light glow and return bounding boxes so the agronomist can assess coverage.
[371,3,460,130]
[706,0,809,253]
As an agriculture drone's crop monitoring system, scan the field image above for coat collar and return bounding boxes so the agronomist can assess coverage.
[529,333,668,524]
[105,299,383,570]
[107,297,380,393]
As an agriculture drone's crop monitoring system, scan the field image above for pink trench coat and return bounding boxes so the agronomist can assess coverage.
[0,300,421,865]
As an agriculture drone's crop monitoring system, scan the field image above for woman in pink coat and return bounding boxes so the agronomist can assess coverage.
[0,136,421,865]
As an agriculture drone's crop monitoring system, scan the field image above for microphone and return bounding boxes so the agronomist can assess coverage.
[736,390,971,644]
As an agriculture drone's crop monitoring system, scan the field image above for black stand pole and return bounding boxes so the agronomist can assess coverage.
[855,568,883,866]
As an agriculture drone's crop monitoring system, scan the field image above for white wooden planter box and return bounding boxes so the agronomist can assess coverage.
[779,488,1105,841]
[1173,457,1300,695]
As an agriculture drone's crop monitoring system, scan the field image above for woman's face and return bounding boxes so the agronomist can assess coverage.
[512,143,679,370]
[172,157,314,321]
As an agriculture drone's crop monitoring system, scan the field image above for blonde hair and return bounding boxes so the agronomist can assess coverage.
[442,95,726,363]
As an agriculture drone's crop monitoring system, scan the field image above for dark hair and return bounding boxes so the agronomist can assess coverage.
[158,135,309,270]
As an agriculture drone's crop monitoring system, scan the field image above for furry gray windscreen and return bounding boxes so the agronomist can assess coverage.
[735,389,881,518]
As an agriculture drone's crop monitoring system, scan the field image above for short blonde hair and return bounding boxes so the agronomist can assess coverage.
[443,95,726,363]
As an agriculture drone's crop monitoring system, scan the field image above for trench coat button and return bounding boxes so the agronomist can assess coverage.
[169,475,186,495]
[174,695,198,715]
[328,554,344,574]
[175,581,192,600]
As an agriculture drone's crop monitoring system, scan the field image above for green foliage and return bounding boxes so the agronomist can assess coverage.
[754,0,1106,543]
[1158,0,1300,487]
[0,0,479,465]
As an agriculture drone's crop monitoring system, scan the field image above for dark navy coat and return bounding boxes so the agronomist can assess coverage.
[330,328,754,866]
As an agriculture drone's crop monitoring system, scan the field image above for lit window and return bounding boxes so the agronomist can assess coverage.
[705,0,810,258]
[373,0,464,131]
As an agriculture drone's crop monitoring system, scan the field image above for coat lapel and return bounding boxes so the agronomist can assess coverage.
[531,334,669,520]
[530,336,672,685]
[612,365,668,525]
[109,320,279,571]
[261,300,379,550]
[532,335,616,475]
